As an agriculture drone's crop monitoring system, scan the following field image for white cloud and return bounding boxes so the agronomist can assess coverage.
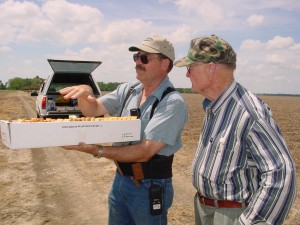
[195,1,224,25]
[266,36,294,49]
[0,0,42,44]
[0,0,42,26]
[41,0,103,45]
[247,14,265,27]
[0,24,16,45]
[237,33,300,94]
[53,47,101,61]
[240,36,299,67]
[265,54,287,64]
[174,0,224,25]
[0,46,12,53]
[41,0,102,25]
[240,39,264,50]
[0,0,103,45]
[169,25,191,44]
[89,19,152,44]
[291,43,300,50]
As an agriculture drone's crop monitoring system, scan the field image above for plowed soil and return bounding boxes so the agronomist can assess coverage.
[0,90,299,225]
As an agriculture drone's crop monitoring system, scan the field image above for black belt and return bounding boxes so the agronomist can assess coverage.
[117,154,174,179]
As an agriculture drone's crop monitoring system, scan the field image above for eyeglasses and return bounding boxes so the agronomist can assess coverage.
[186,63,207,74]
[133,53,159,64]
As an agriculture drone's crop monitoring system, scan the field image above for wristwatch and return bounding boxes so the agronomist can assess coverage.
[94,145,104,158]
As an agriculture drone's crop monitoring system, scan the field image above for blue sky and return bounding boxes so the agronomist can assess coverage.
[0,0,300,94]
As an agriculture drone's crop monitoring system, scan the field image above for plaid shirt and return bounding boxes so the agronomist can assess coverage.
[192,81,296,224]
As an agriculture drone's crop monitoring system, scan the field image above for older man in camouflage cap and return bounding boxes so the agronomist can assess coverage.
[175,35,296,225]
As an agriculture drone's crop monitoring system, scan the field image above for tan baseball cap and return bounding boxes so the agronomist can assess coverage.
[129,35,175,61]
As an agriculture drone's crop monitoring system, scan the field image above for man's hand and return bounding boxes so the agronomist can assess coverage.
[59,85,97,103]
[62,142,98,156]
[59,84,106,117]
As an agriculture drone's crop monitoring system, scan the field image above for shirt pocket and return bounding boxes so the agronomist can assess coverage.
[213,138,241,181]
[211,137,228,155]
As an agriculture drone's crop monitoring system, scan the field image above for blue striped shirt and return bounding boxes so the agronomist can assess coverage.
[192,81,296,224]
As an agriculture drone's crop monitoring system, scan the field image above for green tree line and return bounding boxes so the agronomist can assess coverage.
[3,77,300,96]
[1,77,195,93]
[1,76,44,90]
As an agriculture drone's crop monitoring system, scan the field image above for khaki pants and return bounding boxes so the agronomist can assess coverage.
[194,193,245,225]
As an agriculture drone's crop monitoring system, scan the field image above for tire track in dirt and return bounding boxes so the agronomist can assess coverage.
[29,148,103,224]
[16,93,108,224]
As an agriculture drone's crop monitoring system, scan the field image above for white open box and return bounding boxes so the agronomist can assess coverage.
[0,119,141,149]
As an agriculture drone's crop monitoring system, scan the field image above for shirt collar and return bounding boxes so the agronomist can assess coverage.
[152,77,173,99]
[209,81,237,113]
[135,77,173,100]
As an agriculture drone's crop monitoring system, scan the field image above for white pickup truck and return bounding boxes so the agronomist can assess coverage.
[31,59,102,119]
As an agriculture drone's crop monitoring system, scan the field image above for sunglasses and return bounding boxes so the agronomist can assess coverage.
[133,53,159,64]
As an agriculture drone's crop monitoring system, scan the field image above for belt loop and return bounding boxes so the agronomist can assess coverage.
[199,197,204,205]
[214,199,219,208]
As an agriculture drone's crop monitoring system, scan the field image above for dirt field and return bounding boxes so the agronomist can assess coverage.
[0,90,299,225]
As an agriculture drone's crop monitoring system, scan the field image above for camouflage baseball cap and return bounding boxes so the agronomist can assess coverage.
[129,35,175,61]
[174,34,236,67]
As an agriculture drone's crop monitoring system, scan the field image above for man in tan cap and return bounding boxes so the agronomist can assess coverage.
[59,35,188,225]
[175,34,296,225]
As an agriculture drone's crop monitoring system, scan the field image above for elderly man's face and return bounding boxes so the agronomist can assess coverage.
[186,63,211,94]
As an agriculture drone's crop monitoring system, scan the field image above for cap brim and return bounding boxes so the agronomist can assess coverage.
[128,44,160,54]
[174,57,195,67]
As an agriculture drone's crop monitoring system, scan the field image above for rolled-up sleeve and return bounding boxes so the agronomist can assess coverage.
[144,94,188,155]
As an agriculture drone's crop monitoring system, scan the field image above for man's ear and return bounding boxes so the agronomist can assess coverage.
[208,63,217,79]
[162,58,170,71]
